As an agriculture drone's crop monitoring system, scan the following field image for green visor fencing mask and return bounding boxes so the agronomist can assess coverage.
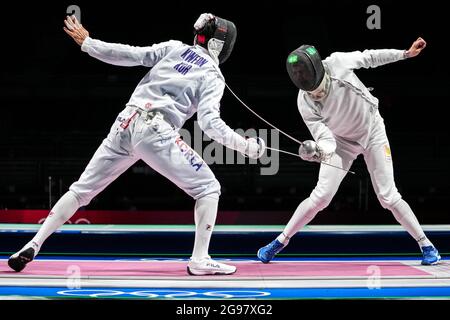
[286,45,325,92]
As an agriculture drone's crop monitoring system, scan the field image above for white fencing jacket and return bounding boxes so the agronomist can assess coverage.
[81,37,247,152]
[298,49,406,153]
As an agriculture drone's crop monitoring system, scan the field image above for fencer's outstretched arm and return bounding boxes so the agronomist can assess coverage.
[63,15,179,67]
[327,37,426,70]
[298,102,336,157]
[197,73,263,159]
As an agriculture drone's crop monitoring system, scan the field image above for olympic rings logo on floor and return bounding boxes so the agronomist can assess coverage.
[57,289,271,299]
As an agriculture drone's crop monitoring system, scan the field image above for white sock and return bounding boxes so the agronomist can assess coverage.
[191,195,219,261]
[276,233,291,245]
[277,198,320,245]
[390,199,433,248]
[417,236,433,250]
[28,191,80,254]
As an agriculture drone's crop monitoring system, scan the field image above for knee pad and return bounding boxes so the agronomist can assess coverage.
[310,190,334,212]
[377,192,402,210]
[193,178,221,200]
[308,177,340,212]
[68,186,91,207]
[311,196,332,212]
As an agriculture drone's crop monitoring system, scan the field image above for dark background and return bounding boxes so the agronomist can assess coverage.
[1,0,448,224]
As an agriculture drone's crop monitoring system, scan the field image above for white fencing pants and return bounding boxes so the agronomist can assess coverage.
[70,106,220,206]
[281,113,428,245]
[28,106,221,252]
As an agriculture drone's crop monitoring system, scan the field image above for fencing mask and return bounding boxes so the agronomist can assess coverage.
[194,14,237,64]
[286,45,325,92]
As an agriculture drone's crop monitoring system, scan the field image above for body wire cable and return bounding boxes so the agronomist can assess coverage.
[225,83,355,175]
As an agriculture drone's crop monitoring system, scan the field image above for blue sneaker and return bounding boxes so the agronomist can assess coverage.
[257,239,285,263]
[421,246,441,265]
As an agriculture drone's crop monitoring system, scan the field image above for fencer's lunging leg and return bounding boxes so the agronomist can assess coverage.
[9,124,136,272]
[390,199,432,247]
[9,191,79,271]
[28,132,136,253]
[30,191,80,253]
[191,194,219,260]
[135,128,235,274]
[277,198,322,244]
[257,152,353,263]
[364,138,434,249]
[277,152,353,245]
[7,191,80,272]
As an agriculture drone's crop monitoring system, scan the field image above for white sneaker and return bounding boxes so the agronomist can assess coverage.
[187,257,237,276]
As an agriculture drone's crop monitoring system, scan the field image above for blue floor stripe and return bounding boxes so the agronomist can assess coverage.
[1,286,450,299]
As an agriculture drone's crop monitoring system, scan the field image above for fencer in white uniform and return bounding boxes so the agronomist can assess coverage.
[9,14,265,275]
[257,38,441,265]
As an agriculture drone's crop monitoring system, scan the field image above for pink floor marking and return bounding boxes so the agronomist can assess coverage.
[0,260,431,277]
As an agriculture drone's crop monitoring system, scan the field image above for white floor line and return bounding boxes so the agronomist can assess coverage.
[1,277,450,289]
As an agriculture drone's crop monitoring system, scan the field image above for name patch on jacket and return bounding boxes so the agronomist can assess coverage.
[173,48,208,75]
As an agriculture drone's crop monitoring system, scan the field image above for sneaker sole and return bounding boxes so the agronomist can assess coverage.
[421,256,442,266]
[186,266,236,276]
[8,248,35,272]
